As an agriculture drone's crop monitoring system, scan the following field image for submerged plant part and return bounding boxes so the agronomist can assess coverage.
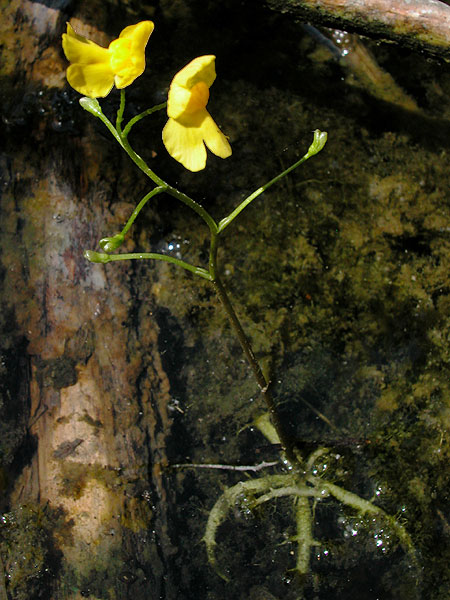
[306,25,419,112]
[62,21,154,98]
[330,29,419,112]
[162,55,232,172]
[202,416,417,582]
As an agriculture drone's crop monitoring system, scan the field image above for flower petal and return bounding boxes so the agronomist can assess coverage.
[167,83,193,120]
[172,55,216,90]
[167,56,218,120]
[111,20,154,88]
[201,112,232,159]
[119,20,154,43]
[167,81,210,120]
[62,23,110,65]
[162,116,207,172]
[66,63,114,98]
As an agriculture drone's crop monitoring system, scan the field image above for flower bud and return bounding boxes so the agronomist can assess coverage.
[307,130,327,157]
[79,97,103,118]
[99,233,125,253]
[84,250,111,263]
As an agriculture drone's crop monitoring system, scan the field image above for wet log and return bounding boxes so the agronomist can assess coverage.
[265,0,450,60]
[0,1,176,598]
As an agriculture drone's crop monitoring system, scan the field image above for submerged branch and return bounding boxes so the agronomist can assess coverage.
[169,460,279,472]
[265,0,450,61]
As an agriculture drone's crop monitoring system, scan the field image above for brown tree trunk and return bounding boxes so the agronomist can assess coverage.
[1,2,175,598]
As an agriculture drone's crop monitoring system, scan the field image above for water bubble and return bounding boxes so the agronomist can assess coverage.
[316,548,330,561]
[156,236,185,259]
[373,483,387,499]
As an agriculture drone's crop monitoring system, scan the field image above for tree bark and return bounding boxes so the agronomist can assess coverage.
[265,0,450,60]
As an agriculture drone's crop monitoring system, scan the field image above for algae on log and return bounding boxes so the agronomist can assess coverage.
[0,1,176,598]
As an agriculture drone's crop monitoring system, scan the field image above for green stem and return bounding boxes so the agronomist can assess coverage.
[84,250,212,281]
[122,102,167,139]
[118,127,218,233]
[212,274,298,465]
[218,131,327,233]
[86,95,327,469]
[209,231,219,280]
[99,187,166,252]
[117,131,166,186]
[93,98,218,234]
[218,154,310,232]
[120,127,217,232]
[95,108,125,148]
[116,89,126,133]
[164,185,218,235]
[121,186,165,237]
[209,135,326,462]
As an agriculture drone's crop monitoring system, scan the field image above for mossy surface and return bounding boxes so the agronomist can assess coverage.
[0,504,63,600]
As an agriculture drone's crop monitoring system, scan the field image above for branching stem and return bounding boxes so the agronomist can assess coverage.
[83,92,328,471]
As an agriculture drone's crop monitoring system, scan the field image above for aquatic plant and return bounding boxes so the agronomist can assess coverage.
[202,414,416,582]
[61,20,417,592]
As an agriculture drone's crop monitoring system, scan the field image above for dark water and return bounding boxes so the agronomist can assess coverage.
[150,7,450,599]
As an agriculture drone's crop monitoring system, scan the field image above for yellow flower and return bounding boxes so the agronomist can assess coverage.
[62,21,154,98]
[162,55,232,172]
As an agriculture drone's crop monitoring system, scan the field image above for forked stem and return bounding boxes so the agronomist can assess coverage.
[82,93,328,467]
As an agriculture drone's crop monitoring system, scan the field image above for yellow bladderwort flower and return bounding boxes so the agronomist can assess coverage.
[62,21,154,98]
[162,55,232,172]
